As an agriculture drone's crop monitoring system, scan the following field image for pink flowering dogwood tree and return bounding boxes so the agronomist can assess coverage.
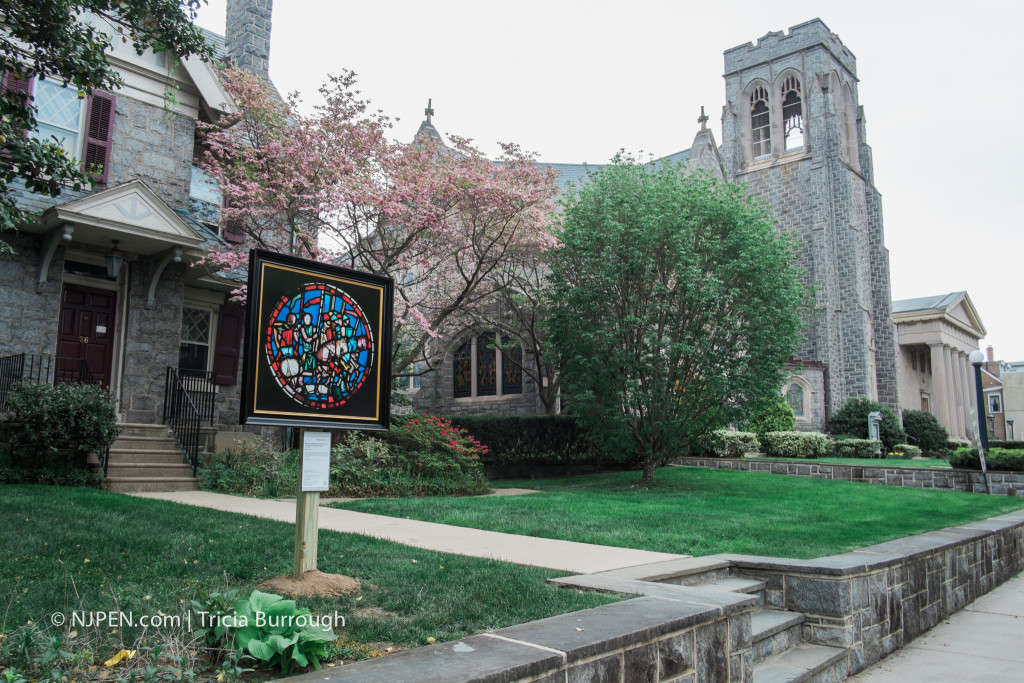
[200,67,558,379]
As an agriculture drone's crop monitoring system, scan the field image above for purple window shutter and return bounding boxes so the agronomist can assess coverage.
[213,305,245,385]
[2,70,34,99]
[84,91,116,183]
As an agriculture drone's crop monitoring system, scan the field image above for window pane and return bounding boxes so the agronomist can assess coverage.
[501,336,522,395]
[453,342,472,398]
[32,81,82,158]
[181,308,211,344]
[477,334,496,396]
[752,101,770,158]
[179,343,208,372]
[786,384,804,417]
[783,90,803,151]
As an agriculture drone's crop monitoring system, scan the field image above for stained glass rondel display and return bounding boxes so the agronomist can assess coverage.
[264,283,374,409]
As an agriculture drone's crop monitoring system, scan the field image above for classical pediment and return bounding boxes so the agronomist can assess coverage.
[40,180,205,255]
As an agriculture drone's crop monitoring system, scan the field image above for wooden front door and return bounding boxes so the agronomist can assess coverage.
[58,284,117,387]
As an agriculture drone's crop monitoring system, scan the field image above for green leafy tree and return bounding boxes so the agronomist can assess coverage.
[828,397,906,451]
[1,1,213,240]
[545,156,811,483]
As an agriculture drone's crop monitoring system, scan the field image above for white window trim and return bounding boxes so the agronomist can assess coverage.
[32,79,88,162]
[180,301,219,375]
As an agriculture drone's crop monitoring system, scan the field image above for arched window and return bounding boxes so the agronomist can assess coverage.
[785,382,805,418]
[452,332,523,398]
[781,76,803,151]
[750,85,771,159]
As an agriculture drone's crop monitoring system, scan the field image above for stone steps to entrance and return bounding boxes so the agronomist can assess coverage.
[102,423,200,493]
[752,610,805,663]
[752,643,848,683]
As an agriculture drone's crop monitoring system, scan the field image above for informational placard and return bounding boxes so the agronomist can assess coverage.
[240,249,394,431]
[300,431,332,492]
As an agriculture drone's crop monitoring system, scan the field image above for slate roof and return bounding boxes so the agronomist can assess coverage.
[543,148,692,195]
[891,292,967,314]
[199,27,227,61]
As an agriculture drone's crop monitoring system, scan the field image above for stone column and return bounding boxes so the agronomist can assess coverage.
[959,352,973,439]
[930,343,951,434]
[951,351,966,438]
[943,346,958,438]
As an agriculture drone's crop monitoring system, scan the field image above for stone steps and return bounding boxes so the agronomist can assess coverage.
[102,423,200,493]
[751,610,805,663]
[752,643,848,683]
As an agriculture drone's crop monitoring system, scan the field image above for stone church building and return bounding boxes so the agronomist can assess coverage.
[413,19,902,433]
[0,7,900,492]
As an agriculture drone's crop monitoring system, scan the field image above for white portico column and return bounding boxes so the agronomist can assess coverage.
[958,351,972,438]
[930,343,952,434]
[943,346,959,438]
[951,350,966,438]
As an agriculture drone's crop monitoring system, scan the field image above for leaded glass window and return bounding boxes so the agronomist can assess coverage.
[32,80,83,159]
[179,308,211,372]
[477,333,497,396]
[501,335,522,395]
[453,341,472,398]
[750,85,771,159]
[786,383,804,418]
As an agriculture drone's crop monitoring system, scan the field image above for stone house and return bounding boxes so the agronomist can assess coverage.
[0,1,276,490]
[411,19,902,433]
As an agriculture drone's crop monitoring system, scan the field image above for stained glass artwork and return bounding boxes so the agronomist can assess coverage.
[264,283,374,410]
[501,336,522,395]
[453,341,472,398]
[477,334,497,396]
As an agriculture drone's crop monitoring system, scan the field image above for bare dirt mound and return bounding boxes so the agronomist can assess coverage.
[259,570,360,598]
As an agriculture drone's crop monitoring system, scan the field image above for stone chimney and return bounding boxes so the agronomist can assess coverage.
[225,0,273,80]
[987,345,995,362]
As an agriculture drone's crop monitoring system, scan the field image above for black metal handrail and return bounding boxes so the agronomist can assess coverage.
[0,353,99,411]
[177,369,216,423]
[163,367,206,476]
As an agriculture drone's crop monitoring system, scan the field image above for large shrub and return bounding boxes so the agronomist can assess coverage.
[893,444,922,459]
[5,382,120,465]
[828,398,906,451]
[761,431,832,459]
[832,438,881,459]
[201,437,296,497]
[989,440,1024,451]
[902,410,949,454]
[746,396,796,436]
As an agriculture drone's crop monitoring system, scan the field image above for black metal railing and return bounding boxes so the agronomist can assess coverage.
[0,353,99,411]
[177,369,216,423]
[163,367,213,476]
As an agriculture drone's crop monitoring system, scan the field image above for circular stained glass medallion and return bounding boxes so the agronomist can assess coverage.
[264,283,374,409]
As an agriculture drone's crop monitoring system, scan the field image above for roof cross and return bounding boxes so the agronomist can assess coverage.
[425,98,435,124]
[698,106,709,131]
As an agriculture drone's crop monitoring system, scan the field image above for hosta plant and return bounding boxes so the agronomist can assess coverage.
[232,590,335,674]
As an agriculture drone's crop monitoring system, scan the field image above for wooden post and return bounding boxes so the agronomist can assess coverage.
[293,429,321,578]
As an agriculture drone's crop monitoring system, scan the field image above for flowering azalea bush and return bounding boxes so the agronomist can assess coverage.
[329,415,490,497]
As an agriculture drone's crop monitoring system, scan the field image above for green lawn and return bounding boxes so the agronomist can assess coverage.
[336,467,1024,559]
[0,486,616,658]
[745,456,951,468]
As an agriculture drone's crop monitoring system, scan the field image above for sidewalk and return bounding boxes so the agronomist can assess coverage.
[850,574,1024,682]
[132,490,687,574]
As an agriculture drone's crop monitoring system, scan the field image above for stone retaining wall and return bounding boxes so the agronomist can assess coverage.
[723,509,1024,673]
[290,585,756,683]
[674,457,1024,497]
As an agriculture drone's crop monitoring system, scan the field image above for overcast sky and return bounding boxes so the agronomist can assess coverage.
[195,0,1024,360]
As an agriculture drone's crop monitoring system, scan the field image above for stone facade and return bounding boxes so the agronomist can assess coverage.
[719,20,901,420]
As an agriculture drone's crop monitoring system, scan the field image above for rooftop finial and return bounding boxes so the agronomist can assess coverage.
[425,98,435,124]
[698,106,709,131]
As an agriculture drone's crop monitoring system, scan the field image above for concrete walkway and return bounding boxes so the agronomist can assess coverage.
[851,574,1024,682]
[132,490,686,574]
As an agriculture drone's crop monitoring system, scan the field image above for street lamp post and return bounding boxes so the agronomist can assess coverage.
[969,350,992,494]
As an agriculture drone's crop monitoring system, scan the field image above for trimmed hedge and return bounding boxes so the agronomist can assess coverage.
[989,440,1024,451]
[710,430,760,458]
[761,431,832,459]
[947,439,971,451]
[902,410,949,454]
[442,415,632,477]
[893,444,923,459]
[832,438,881,459]
[747,397,795,436]
[948,447,1024,471]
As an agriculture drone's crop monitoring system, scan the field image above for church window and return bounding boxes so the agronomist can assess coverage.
[452,332,523,399]
[179,307,212,372]
[750,86,771,159]
[988,394,1002,414]
[786,383,805,417]
[781,76,804,151]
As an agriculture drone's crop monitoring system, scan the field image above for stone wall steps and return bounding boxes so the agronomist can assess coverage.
[751,610,805,664]
[117,423,176,438]
[752,643,848,683]
[708,576,766,594]
[102,423,200,493]
[105,463,195,478]
[107,449,185,464]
